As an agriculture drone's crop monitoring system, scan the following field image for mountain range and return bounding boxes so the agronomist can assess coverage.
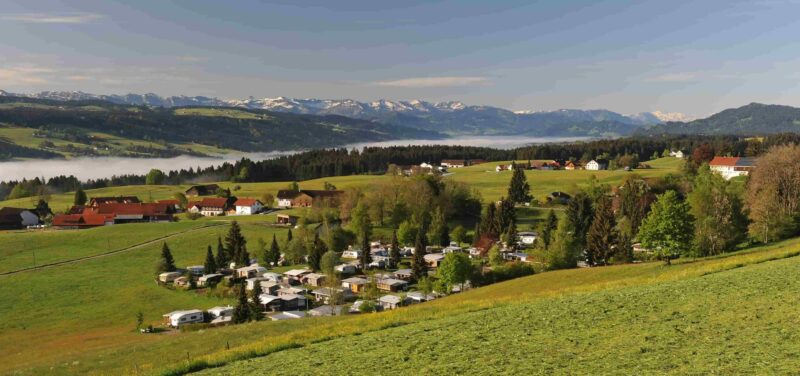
[0,90,691,137]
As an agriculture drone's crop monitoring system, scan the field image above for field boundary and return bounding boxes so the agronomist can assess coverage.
[0,223,224,277]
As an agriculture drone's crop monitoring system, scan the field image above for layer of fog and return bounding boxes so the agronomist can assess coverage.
[0,136,591,181]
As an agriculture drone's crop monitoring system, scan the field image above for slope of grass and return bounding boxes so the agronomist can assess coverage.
[0,217,293,375]
[207,251,800,375]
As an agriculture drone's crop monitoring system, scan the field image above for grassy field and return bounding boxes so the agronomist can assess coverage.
[1,211,799,374]
[0,216,295,375]
[205,247,800,375]
[447,157,684,202]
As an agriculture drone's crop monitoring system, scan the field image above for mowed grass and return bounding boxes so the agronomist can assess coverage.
[170,237,800,376]
[0,217,294,375]
[206,249,800,375]
[448,157,684,202]
[2,219,800,374]
[0,221,215,274]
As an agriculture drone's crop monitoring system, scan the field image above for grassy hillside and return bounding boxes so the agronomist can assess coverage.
[206,246,800,375]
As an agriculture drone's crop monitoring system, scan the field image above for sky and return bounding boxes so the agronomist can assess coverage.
[1,0,800,117]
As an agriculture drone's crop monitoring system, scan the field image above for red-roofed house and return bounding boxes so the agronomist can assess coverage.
[188,197,230,216]
[52,202,172,228]
[234,198,264,215]
[88,196,141,206]
[709,156,756,180]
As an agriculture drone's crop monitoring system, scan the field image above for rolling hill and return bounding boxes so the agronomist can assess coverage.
[0,96,442,160]
[643,102,800,135]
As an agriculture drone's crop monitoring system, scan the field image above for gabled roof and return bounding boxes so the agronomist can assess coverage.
[234,198,261,207]
[89,196,140,205]
[378,295,402,304]
[195,197,228,209]
[709,156,757,167]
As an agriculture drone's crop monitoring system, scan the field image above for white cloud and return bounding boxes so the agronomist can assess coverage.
[644,72,696,83]
[0,65,55,85]
[373,76,490,88]
[0,12,103,24]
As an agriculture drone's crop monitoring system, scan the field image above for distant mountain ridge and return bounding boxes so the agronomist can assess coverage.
[0,90,689,136]
[642,103,800,136]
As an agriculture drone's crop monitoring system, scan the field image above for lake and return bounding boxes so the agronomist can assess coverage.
[0,136,590,181]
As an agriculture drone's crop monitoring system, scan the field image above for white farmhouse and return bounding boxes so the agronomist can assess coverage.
[585,159,608,171]
[709,156,756,180]
[234,198,264,215]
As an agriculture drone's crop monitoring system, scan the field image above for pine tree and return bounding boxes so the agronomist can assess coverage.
[224,221,248,267]
[389,230,401,266]
[231,284,249,324]
[157,242,176,273]
[264,234,281,266]
[308,234,327,271]
[585,196,617,266]
[539,209,558,250]
[480,202,498,237]
[566,192,594,251]
[215,236,227,270]
[203,245,217,274]
[507,165,531,204]
[504,219,518,250]
[360,229,372,270]
[287,228,293,243]
[412,227,428,280]
[249,281,264,321]
[73,187,87,206]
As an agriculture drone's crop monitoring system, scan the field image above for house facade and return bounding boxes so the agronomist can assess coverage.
[276,190,344,208]
[0,207,40,229]
[185,184,220,197]
[709,156,756,180]
[585,159,608,171]
[189,197,229,216]
[234,198,263,215]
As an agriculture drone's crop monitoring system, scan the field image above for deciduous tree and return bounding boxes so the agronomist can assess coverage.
[639,190,694,264]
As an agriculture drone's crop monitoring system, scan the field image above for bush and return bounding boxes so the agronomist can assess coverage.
[186,212,202,220]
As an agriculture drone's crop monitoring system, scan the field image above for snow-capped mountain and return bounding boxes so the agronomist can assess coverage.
[0,90,687,136]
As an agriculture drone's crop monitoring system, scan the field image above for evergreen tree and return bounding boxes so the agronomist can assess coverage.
[539,209,558,250]
[249,281,264,321]
[480,202,498,236]
[203,245,217,274]
[264,234,281,266]
[389,230,401,266]
[617,176,651,236]
[73,187,87,206]
[224,221,248,266]
[639,190,694,264]
[473,222,482,245]
[287,228,293,243]
[585,196,617,266]
[507,165,532,204]
[231,284,249,324]
[412,224,429,280]
[308,234,327,271]
[495,198,516,233]
[565,191,594,251]
[504,219,517,250]
[215,236,227,269]
[359,229,372,270]
[156,242,176,273]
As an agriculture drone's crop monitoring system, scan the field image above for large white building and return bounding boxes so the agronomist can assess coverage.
[234,198,264,215]
[709,156,756,180]
[585,159,608,171]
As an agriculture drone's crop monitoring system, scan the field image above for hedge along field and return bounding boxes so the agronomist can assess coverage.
[447,157,684,203]
[0,218,293,375]
[205,251,800,375]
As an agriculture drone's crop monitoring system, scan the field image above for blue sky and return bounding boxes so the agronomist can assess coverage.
[1,0,799,117]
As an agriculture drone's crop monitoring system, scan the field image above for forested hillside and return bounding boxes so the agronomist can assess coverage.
[0,96,442,159]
